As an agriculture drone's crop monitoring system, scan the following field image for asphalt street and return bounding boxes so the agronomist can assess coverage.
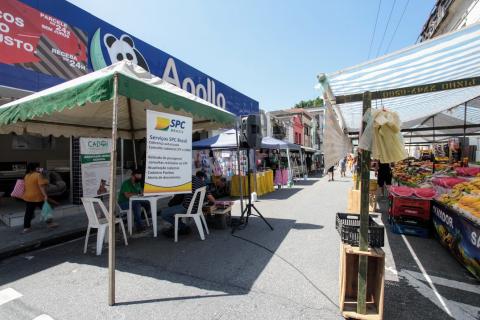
[0,173,478,320]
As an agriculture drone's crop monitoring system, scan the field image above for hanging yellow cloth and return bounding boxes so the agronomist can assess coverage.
[360,109,407,163]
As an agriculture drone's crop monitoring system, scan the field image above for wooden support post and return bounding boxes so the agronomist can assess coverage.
[357,91,371,314]
[432,116,436,173]
[127,98,137,169]
[463,102,467,163]
[108,73,119,306]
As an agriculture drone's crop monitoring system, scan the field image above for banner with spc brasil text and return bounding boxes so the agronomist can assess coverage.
[144,110,192,195]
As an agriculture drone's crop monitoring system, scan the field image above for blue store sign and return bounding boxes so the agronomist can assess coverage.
[0,0,258,116]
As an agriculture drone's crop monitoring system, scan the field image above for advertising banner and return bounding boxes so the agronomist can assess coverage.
[0,0,88,79]
[79,138,112,198]
[145,110,192,194]
[432,200,480,280]
[1,0,258,116]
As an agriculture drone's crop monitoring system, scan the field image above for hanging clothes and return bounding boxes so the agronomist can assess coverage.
[359,108,407,163]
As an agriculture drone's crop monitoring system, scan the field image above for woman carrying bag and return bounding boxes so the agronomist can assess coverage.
[22,163,58,233]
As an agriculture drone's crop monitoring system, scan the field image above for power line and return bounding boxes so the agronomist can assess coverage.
[384,0,410,54]
[367,0,383,59]
[376,0,397,57]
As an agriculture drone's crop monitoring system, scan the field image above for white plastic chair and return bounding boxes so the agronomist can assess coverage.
[116,203,150,227]
[174,186,209,242]
[81,197,128,255]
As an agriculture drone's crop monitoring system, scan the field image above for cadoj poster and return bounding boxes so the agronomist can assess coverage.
[144,110,192,195]
[79,138,112,197]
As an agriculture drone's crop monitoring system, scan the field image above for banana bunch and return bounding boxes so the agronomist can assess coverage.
[457,195,480,218]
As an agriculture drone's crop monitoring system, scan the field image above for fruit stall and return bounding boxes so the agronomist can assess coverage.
[391,161,480,279]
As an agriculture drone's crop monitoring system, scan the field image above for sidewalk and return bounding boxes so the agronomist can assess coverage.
[0,205,87,260]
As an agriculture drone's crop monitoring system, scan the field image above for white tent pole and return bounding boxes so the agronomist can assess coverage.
[108,73,119,306]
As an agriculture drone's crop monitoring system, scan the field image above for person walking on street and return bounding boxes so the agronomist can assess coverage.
[23,163,58,233]
[340,156,347,177]
[327,165,335,181]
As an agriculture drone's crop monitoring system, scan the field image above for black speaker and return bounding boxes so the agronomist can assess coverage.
[241,114,262,148]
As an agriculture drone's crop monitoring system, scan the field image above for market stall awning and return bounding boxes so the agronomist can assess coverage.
[0,61,235,138]
[192,130,301,150]
[322,22,480,131]
[192,129,237,149]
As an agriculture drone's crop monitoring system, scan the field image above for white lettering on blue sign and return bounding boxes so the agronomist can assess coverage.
[163,58,226,109]
[433,206,454,229]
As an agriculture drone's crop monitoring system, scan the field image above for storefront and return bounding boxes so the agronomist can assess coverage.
[0,0,258,222]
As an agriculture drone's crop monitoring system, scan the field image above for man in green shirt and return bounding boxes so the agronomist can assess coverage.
[118,169,149,232]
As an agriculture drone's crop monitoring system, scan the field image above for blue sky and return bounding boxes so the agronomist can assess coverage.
[69,0,435,110]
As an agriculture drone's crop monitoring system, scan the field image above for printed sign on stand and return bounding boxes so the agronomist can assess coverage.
[144,110,192,194]
[79,138,112,197]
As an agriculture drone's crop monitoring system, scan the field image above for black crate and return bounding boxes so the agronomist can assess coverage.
[336,213,385,248]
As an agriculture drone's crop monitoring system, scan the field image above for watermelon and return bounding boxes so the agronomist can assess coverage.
[455,167,480,176]
[414,188,436,199]
[432,177,467,188]
[389,186,414,197]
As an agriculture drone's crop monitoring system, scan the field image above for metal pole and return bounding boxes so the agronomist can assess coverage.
[235,117,244,214]
[357,91,371,314]
[108,74,119,306]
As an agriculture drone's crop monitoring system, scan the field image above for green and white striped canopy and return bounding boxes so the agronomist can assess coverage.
[322,22,480,131]
[0,61,235,138]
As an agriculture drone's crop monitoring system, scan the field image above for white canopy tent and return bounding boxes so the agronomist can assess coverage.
[320,22,480,132]
[0,60,236,306]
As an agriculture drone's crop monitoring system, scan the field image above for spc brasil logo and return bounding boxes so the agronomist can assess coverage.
[155,117,186,133]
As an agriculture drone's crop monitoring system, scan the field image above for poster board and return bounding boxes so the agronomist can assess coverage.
[79,138,112,197]
[144,110,192,194]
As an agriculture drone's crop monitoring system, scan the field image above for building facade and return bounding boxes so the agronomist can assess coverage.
[419,0,480,41]
[266,107,324,149]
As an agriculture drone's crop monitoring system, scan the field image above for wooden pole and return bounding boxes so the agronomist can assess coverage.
[357,91,371,314]
[127,98,138,169]
[108,73,119,306]
[463,101,467,163]
[432,116,436,173]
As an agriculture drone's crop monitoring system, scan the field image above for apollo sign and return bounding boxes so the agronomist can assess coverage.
[162,57,226,109]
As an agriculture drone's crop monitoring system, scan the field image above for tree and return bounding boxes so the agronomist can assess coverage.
[294,97,324,108]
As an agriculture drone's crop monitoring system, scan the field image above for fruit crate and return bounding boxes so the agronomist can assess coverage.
[388,216,430,238]
[388,194,431,221]
[336,213,385,248]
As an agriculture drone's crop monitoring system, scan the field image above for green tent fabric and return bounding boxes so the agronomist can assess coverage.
[0,61,235,138]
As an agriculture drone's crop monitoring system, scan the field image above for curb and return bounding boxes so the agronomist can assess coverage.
[0,228,87,261]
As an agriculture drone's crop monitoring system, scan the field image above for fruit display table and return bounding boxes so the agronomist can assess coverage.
[431,200,480,280]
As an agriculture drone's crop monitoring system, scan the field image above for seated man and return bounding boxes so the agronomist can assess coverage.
[118,169,149,232]
[161,171,215,238]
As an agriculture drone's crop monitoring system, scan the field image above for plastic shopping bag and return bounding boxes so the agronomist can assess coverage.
[10,179,25,198]
[41,201,53,221]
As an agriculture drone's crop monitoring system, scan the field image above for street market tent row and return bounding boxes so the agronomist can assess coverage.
[318,20,480,319]
[192,129,301,151]
[320,22,480,132]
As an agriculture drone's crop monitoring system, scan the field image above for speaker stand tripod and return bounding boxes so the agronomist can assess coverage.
[232,148,274,234]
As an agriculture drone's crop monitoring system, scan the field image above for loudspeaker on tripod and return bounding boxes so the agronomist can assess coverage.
[240,114,262,148]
